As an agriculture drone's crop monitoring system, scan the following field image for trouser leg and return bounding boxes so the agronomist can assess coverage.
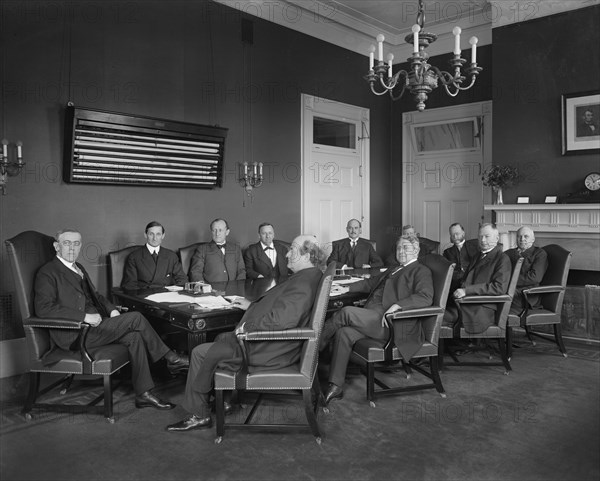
[329,327,367,387]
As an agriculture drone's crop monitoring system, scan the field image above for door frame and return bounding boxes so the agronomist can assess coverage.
[402,101,493,233]
[300,94,371,239]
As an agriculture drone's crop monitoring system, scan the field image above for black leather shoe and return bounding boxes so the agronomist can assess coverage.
[324,383,344,404]
[166,353,190,375]
[135,391,175,410]
[166,415,212,432]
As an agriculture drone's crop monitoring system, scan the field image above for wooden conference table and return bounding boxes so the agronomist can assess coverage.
[112,267,384,352]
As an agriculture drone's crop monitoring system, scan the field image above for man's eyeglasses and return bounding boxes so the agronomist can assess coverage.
[60,241,81,247]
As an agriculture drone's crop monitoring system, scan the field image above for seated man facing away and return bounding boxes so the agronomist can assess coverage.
[442,222,479,294]
[243,222,290,279]
[189,218,246,283]
[505,226,548,313]
[321,235,434,404]
[443,223,512,334]
[327,218,383,270]
[121,220,187,290]
[35,229,189,410]
[166,235,326,432]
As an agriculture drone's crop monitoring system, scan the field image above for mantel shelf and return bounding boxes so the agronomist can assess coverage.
[485,203,600,211]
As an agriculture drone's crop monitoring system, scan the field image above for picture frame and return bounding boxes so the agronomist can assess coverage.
[561,90,600,155]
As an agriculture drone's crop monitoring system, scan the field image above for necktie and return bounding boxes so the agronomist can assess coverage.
[73,263,84,278]
[151,251,158,263]
[217,244,226,255]
[351,241,356,249]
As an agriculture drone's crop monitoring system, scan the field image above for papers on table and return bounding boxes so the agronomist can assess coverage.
[145,292,234,309]
[332,277,363,286]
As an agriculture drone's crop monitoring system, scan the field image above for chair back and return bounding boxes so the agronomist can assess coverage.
[417,254,454,343]
[5,231,56,320]
[298,262,336,380]
[108,245,140,291]
[539,244,572,313]
[418,237,440,256]
[178,242,204,275]
[497,257,523,328]
[364,238,377,251]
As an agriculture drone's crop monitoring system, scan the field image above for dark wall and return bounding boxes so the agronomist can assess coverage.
[0,0,391,338]
[493,5,600,203]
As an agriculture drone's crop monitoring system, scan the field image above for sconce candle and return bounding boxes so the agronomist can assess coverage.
[470,36,478,63]
[17,141,23,164]
[412,24,420,54]
[368,45,375,70]
[1,139,7,158]
[376,34,384,61]
[453,26,461,55]
[258,162,263,176]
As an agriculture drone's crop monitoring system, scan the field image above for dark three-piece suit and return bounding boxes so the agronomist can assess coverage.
[181,266,323,417]
[121,246,188,290]
[243,241,289,279]
[505,245,548,310]
[443,239,480,293]
[34,257,170,394]
[189,241,246,283]
[327,238,383,269]
[325,261,434,387]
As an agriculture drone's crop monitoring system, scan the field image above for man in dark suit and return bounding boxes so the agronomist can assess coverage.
[443,223,512,334]
[34,229,189,410]
[166,235,325,432]
[189,218,245,283]
[243,222,289,279]
[321,235,434,404]
[327,218,383,269]
[442,223,480,293]
[121,221,188,290]
[505,226,548,312]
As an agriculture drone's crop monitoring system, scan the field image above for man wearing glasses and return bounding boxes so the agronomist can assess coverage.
[34,228,189,410]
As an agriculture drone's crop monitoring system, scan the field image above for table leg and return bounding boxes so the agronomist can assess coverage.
[187,332,207,352]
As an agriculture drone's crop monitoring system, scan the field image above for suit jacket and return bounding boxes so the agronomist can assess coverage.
[459,245,512,333]
[243,241,290,279]
[216,267,323,373]
[189,241,246,283]
[349,261,434,360]
[121,246,187,290]
[34,257,116,350]
[327,238,383,269]
[505,246,548,309]
[443,239,480,291]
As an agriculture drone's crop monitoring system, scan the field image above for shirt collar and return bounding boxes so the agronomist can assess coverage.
[146,244,160,255]
[455,240,465,248]
[56,255,78,272]
[260,241,273,249]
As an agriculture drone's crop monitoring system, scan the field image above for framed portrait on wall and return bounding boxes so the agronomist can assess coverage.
[561,90,600,155]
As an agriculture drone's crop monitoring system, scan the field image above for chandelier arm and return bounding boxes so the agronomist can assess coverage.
[389,82,408,101]
[379,74,399,91]
[369,83,393,96]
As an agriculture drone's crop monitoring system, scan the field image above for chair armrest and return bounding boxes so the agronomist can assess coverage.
[523,285,564,295]
[23,317,83,329]
[385,306,444,321]
[456,295,511,304]
[238,328,316,342]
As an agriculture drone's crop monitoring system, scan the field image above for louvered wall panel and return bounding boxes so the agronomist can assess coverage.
[64,106,228,189]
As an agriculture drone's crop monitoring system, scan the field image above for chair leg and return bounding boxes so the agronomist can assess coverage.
[497,338,512,373]
[311,375,327,412]
[103,375,115,422]
[524,326,535,345]
[401,360,412,379]
[366,362,375,406]
[437,339,445,372]
[215,390,225,439]
[59,374,75,395]
[429,356,446,398]
[506,326,513,360]
[554,324,568,357]
[22,372,40,417]
[302,389,322,443]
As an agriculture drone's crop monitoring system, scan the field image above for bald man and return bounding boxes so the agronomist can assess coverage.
[505,226,548,312]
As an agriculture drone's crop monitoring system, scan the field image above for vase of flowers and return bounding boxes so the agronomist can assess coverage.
[482,165,519,205]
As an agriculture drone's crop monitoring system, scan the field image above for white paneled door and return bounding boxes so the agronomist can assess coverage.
[402,101,492,247]
[301,95,370,252]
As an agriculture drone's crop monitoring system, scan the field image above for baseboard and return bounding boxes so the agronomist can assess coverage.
[0,338,28,378]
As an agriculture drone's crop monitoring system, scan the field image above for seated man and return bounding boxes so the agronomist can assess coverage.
[121,221,188,290]
[385,224,435,264]
[442,222,479,294]
[505,226,548,312]
[321,235,434,404]
[327,218,383,269]
[189,218,246,283]
[243,222,290,279]
[443,223,512,334]
[166,235,326,432]
[35,229,189,410]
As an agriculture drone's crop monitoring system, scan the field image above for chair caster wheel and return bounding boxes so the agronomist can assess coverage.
[315,437,322,445]
[508,357,512,362]
[531,341,537,346]
[405,374,411,380]
[323,407,330,414]
[440,393,447,398]
[503,371,510,375]
[369,401,376,408]
[60,389,68,395]
[24,413,33,421]
[106,417,115,424]
[215,437,223,444]
[562,353,568,358]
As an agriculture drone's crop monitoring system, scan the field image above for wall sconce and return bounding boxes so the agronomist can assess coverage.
[239,161,263,196]
[1,139,25,195]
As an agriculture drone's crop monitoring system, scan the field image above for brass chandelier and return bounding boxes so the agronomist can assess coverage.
[365,0,482,111]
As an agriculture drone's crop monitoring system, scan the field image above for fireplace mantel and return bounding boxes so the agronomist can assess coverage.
[484,203,600,271]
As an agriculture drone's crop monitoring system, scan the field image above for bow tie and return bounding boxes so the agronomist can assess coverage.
[264,246,274,250]
[217,244,226,249]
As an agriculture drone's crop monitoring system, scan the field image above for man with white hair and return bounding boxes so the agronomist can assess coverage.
[505,226,548,312]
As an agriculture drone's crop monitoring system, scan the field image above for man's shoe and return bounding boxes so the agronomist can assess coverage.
[324,383,344,404]
[135,391,175,410]
[166,353,190,375]
[166,415,212,432]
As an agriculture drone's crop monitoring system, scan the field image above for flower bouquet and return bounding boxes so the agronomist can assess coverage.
[482,165,519,204]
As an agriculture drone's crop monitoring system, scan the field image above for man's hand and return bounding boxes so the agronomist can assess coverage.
[235,322,246,335]
[361,264,371,268]
[231,298,251,311]
[257,274,264,278]
[84,313,103,327]
[382,304,401,326]
[453,288,466,299]
[330,285,349,296]
[109,310,120,318]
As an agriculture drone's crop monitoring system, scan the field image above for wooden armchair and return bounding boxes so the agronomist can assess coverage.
[350,254,454,407]
[5,231,130,423]
[213,263,336,445]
